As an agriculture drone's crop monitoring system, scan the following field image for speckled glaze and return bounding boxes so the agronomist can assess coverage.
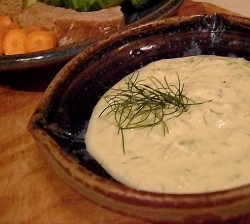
[0,0,183,71]
[29,14,250,224]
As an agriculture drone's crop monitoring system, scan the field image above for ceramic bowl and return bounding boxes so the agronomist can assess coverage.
[0,0,183,71]
[29,13,250,224]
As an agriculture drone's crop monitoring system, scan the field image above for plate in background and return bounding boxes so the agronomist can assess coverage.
[0,0,183,71]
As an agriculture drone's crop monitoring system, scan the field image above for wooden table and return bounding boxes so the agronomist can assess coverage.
[0,1,249,223]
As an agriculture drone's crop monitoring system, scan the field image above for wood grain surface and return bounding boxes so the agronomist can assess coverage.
[0,1,250,223]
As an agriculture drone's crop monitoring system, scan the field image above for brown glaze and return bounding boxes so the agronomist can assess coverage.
[29,13,250,224]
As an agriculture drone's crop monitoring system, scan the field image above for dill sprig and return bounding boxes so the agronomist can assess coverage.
[99,72,205,153]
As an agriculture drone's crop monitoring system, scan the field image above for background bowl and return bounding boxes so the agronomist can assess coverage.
[29,13,250,224]
[0,0,183,71]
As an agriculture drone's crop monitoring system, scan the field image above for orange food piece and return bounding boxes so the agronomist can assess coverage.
[0,15,20,30]
[0,27,7,55]
[0,15,13,28]
[3,28,27,55]
[0,15,58,55]
[7,21,21,30]
[24,30,57,53]
[0,36,4,55]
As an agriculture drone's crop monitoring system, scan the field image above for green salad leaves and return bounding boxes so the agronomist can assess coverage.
[23,0,152,11]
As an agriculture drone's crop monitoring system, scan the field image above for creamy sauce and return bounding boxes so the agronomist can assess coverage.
[85,55,250,194]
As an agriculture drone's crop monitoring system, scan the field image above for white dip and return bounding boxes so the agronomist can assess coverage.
[85,55,250,194]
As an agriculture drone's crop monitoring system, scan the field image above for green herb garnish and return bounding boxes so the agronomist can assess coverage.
[99,72,207,153]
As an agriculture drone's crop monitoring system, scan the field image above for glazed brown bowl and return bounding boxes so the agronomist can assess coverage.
[29,14,250,224]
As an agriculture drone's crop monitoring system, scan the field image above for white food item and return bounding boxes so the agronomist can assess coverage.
[85,55,250,194]
[192,0,250,18]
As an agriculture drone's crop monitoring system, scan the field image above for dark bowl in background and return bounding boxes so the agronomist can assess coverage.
[0,0,183,71]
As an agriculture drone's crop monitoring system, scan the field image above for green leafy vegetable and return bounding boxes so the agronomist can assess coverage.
[23,0,39,7]
[23,0,152,11]
[130,0,148,8]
